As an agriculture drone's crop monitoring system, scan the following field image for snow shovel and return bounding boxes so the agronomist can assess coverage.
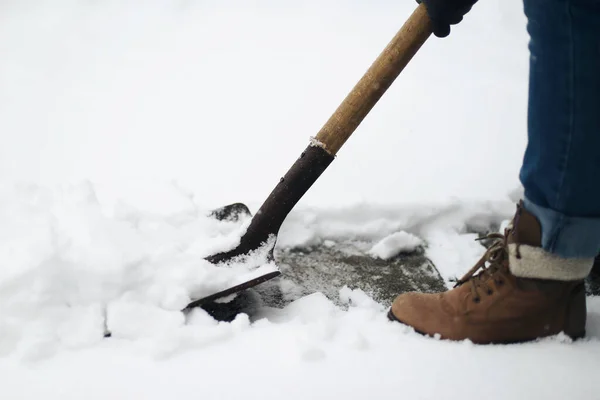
[186,4,433,310]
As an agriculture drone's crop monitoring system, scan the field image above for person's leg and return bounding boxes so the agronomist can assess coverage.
[388,0,600,343]
[519,0,600,261]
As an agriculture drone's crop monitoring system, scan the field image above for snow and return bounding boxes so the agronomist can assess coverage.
[0,183,597,400]
[0,182,276,357]
[1,293,599,399]
[368,231,424,260]
[0,0,598,399]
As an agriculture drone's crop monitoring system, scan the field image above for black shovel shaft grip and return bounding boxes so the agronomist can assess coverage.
[206,145,334,263]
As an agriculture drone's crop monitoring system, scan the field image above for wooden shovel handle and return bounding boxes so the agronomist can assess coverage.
[314,4,432,155]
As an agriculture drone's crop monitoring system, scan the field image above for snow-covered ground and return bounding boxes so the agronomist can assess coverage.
[0,0,598,399]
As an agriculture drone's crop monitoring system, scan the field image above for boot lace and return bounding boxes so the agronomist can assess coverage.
[453,202,524,303]
[453,232,512,303]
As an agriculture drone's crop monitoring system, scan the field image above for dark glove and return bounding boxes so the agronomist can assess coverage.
[417,0,478,38]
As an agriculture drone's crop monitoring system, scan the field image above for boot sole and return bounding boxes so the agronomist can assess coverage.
[386,308,586,344]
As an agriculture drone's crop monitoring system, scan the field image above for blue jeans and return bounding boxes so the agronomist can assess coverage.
[519,0,600,259]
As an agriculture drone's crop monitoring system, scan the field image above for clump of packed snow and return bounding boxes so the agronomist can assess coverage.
[368,231,424,260]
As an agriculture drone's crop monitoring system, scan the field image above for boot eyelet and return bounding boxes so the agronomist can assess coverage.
[496,279,504,286]
[486,289,493,295]
[473,297,481,304]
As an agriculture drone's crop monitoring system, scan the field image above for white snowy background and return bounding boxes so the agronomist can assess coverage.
[0,0,598,399]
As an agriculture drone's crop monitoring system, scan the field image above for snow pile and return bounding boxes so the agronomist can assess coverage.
[0,182,276,359]
[0,181,514,359]
[368,231,424,260]
[277,200,515,249]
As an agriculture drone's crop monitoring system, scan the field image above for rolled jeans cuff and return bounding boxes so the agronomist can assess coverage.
[524,197,600,259]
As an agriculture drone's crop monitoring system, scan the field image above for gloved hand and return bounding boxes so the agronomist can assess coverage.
[417,0,479,38]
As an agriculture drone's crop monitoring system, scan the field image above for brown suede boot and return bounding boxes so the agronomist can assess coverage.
[388,201,589,344]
